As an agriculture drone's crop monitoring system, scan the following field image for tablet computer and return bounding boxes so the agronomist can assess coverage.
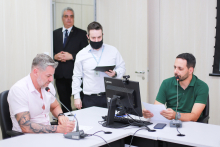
[94,65,116,72]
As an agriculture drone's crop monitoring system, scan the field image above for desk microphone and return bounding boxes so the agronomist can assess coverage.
[45,87,87,140]
[170,76,183,129]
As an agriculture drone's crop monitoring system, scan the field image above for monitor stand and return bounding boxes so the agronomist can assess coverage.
[102,95,129,128]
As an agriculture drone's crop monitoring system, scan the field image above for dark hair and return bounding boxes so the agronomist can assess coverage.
[87,21,103,35]
[176,53,196,68]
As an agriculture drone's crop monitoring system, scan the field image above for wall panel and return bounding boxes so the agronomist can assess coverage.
[0,0,52,140]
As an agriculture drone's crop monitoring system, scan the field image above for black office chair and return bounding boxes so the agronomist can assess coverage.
[0,90,24,139]
[197,95,209,124]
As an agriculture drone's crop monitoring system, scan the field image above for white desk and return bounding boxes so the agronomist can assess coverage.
[0,107,130,147]
[157,121,220,147]
[0,107,220,147]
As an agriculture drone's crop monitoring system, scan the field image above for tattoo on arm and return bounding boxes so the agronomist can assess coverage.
[15,111,57,133]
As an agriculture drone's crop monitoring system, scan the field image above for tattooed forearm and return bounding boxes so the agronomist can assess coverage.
[15,111,57,133]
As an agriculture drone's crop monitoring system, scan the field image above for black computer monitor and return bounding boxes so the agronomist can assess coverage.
[102,76,143,128]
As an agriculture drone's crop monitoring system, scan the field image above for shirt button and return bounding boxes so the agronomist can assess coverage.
[183,93,184,95]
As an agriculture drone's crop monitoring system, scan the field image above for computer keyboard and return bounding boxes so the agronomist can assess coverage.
[102,115,152,126]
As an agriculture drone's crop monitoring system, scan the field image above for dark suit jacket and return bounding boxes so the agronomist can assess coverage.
[53,26,88,79]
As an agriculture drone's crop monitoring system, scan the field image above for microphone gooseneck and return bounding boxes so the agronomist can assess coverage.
[45,87,79,132]
[175,76,179,120]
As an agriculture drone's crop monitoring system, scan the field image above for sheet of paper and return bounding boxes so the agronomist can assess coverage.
[143,102,170,122]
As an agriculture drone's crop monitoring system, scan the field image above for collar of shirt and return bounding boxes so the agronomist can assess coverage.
[27,74,48,95]
[27,74,37,93]
[174,74,196,87]
[87,44,105,53]
[62,26,73,36]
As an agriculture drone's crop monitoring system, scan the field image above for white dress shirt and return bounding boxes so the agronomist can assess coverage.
[62,26,73,42]
[72,43,126,99]
[8,74,56,132]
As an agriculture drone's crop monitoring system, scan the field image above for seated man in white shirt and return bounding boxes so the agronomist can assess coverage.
[72,21,126,109]
[8,54,75,133]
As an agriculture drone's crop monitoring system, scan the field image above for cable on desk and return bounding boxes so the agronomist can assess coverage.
[93,135,111,147]
[176,126,185,136]
[127,114,155,132]
[87,131,112,147]
[90,130,105,135]
[98,120,105,125]
[129,128,147,147]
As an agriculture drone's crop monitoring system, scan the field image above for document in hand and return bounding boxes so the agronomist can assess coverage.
[94,65,116,72]
[143,102,170,122]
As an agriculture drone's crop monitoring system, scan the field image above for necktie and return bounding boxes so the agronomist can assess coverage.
[63,29,68,47]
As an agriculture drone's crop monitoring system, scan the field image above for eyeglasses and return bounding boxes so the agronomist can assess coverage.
[63,15,74,19]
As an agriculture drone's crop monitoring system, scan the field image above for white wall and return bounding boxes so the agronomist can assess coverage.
[0,0,52,140]
[0,0,52,93]
[96,0,149,105]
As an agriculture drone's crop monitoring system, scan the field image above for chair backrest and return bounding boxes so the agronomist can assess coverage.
[203,95,209,117]
[0,90,12,139]
[197,95,209,123]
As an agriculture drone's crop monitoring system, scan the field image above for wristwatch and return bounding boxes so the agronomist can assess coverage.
[58,113,65,117]
[176,112,181,120]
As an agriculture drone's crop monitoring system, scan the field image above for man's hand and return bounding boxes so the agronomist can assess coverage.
[74,99,82,109]
[54,51,65,62]
[105,70,116,77]
[58,115,69,125]
[160,108,175,120]
[54,51,73,62]
[62,51,73,61]
[142,109,154,119]
[57,121,75,133]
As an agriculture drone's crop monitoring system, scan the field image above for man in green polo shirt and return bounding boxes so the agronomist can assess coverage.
[143,53,209,122]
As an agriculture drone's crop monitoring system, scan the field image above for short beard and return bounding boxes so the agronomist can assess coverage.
[179,75,188,81]
[175,72,189,82]
[37,76,45,88]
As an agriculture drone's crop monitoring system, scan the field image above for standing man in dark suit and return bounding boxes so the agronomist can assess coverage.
[53,7,88,113]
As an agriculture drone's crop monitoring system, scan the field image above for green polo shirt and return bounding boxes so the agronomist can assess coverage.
[156,75,209,114]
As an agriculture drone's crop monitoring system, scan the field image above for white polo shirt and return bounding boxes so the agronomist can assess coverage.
[8,74,56,132]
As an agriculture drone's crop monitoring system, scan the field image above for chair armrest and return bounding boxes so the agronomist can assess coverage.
[197,116,210,124]
[6,130,24,137]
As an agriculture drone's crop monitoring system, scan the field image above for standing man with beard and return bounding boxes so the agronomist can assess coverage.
[143,53,209,122]
[72,21,126,109]
[53,7,88,112]
[8,54,75,133]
